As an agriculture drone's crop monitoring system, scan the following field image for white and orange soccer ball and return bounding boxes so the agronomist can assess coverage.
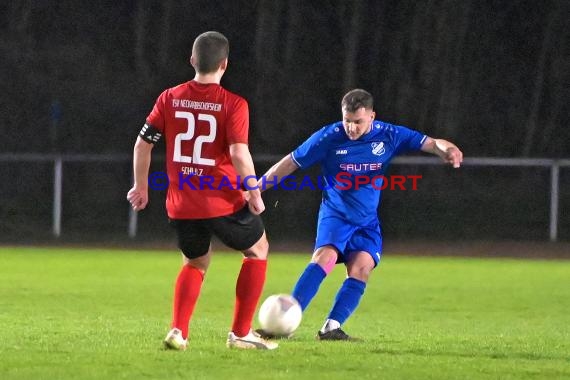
[258,294,302,336]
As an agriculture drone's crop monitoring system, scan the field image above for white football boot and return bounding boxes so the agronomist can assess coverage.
[163,328,188,351]
[226,329,278,350]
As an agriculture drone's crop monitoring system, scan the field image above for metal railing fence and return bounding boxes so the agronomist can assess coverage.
[1,153,568,242]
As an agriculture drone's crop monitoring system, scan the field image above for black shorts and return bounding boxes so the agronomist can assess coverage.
[169,205,265,259]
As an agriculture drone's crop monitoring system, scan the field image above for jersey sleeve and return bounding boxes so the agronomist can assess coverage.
[393,125,427,154]
[226,97,249,145]
[291,127,329,169]
[145,90,168,132]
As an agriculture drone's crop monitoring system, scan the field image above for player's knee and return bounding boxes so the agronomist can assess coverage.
[242,233,269,260]
[180,245,210,261]
[312,246,338,273]
[183,254,210,273]
[346,254,375,281]
[347,266,372,282]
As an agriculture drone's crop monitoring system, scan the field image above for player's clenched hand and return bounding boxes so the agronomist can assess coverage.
[247,192,266,215]
[445,147,463,168]
[127,187,149,211]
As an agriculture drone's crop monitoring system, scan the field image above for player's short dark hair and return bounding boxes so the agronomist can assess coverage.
[192,31,229,74]
[341,89,374,113]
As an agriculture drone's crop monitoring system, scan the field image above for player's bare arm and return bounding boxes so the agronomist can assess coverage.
[421,137,463,168]
[127,136,154,211]
[257,154,300,192]
[229,142,266,215]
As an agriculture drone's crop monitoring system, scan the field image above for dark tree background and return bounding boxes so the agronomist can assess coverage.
[1,0,568,156]
[1,0,569,243]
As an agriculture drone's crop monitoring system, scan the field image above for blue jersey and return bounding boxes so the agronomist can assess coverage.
[291,120,427,226]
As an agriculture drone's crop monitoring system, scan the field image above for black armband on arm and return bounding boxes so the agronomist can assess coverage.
[139,123,162,144]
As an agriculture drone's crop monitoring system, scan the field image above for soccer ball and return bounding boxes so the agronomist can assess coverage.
[258,294,302,336]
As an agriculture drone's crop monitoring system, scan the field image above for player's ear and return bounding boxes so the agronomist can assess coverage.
[190,55,197,68]
[219,58,228,71]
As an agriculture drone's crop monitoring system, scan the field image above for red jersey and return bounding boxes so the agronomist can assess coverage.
[146,80,248,219]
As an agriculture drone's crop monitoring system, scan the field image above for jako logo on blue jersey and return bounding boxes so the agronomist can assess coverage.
[371,142,385,156]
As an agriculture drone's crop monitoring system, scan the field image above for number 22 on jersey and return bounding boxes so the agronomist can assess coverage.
[173,111,216,166]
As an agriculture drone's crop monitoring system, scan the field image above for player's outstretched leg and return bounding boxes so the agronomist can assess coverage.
[292,246,338,311]
[291,263,328,310]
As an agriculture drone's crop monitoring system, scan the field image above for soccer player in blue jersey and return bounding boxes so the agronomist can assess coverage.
[257,89,463,340]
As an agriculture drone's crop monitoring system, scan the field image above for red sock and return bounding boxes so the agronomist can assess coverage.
[171,264,204,339]
[231,258,267,337]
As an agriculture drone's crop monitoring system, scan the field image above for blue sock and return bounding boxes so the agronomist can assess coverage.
[327,277,366,325]
[292,263,327,311]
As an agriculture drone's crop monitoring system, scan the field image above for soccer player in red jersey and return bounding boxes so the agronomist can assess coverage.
[127,31,277,350]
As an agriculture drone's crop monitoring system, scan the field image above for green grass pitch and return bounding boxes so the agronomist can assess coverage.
[0,247,568,380]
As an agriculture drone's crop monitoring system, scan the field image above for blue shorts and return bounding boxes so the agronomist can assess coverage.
[314,214,383,267]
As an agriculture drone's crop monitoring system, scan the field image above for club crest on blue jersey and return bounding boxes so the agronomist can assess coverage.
[371,142,385,156]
